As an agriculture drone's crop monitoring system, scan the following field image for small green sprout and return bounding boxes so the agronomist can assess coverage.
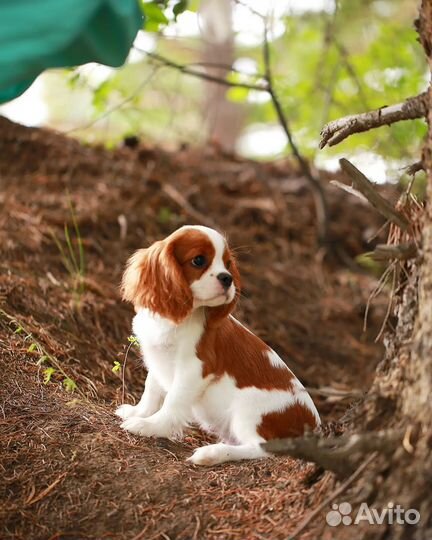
[51,196,85,300]
[37,355,49,366]
[157,207,173,224]
[63,378,77,393]
[43,367,56,384]
[127,335,140,347]
[112,360,122,374]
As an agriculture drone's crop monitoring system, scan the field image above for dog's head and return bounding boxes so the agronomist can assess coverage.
[121,225,241,325]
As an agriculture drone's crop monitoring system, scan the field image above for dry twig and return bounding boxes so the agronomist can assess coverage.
[338,158,409,230]
[306,386,363,400]
[320,92,428,148]
[263,429,402,477]
[405,161,425,176]
[136,39,330,244]
[371,242,417,261]
[262,22,329,245]
[26,472,68,506]
[136,49,267,92]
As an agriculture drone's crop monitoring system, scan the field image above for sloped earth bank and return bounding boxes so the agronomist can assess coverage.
[0,116,388,539]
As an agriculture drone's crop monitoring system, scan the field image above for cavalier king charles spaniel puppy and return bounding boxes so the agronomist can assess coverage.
[116,225,320,465]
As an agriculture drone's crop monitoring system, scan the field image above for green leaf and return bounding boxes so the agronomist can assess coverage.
[37,355,49,366]
[142,19,161,32]
[43,367,56,384]
[355,253,384,276]
[27,343,37,353]
[186,0,199,12]
[127,335,140,347]
[173,0,188,19]
[226,86,250,103]
[93,80,113,114]
[63,378,77,393]
[112,360,122,374]
[140,1,169,25]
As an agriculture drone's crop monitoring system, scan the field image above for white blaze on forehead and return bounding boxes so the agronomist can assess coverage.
[179,225,227,270]
[180,225,234,306]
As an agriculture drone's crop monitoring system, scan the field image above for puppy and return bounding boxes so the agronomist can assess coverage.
[116,225,320,465]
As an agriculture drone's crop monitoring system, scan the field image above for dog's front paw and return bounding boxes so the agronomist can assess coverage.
[116,404,140,420]
[187,444,228,466]
[121,416,181,439]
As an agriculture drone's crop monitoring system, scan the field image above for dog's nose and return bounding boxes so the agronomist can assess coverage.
[217,272,233,289]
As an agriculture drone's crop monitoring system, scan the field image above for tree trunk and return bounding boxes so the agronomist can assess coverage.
[199,0,244,151]
[353,2,432,538]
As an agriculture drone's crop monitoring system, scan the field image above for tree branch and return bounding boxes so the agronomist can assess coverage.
[263,429,403,478]
[320,92,428,148]
[405,160,425,176]
[138,41,330,245]
[262,22,329,245]
[371,242,418,261]
[338,158,410,230]
[136,48,268,92]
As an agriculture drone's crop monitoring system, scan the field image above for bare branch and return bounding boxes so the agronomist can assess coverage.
[339,158,409,230]
[263,429,403,478]
[405,160,425,176]
[330,179,368,203]
[371,243,418,261]
[138,32,330,244]
[136,48,268,92]
[320,92,428,148]
[306,386,363,400]
[66,66,160,134]
[262,22,329,244]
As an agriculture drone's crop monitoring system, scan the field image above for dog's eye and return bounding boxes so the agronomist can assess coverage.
[226,260,231,269]
[191,255,207,268]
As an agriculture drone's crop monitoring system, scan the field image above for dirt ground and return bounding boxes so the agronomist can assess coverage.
[0,116,389,539]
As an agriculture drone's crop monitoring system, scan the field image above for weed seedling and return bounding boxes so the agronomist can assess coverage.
[52,196,85,304]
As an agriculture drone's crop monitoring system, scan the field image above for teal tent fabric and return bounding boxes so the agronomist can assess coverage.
[0,0,142,103]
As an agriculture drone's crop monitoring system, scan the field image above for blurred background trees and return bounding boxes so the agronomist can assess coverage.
[0,0,427,182]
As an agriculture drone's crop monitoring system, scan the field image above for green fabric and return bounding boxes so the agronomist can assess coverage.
[0,0,142,103]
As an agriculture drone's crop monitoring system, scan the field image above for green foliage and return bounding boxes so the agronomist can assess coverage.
[43,367,56,384]
[37,355,49,365]
[127,335,140,347]
[173,0,188,20]
[63,378,78,392]
[92,79,113,113]
[0,309,80,394]
[49,0,426,169]
[157,206,173,224]
[140,0,188,31]
[264,4,427,161]
[52,197,85,298]
[112,360,122,373]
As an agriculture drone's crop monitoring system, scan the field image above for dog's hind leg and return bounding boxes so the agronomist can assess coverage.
[187,442,268,465]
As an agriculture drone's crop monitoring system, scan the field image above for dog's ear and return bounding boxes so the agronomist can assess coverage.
[121,241,193,322]
[205,251,241,328]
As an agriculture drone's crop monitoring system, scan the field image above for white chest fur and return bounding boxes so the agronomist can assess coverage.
[132,308,205,392]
